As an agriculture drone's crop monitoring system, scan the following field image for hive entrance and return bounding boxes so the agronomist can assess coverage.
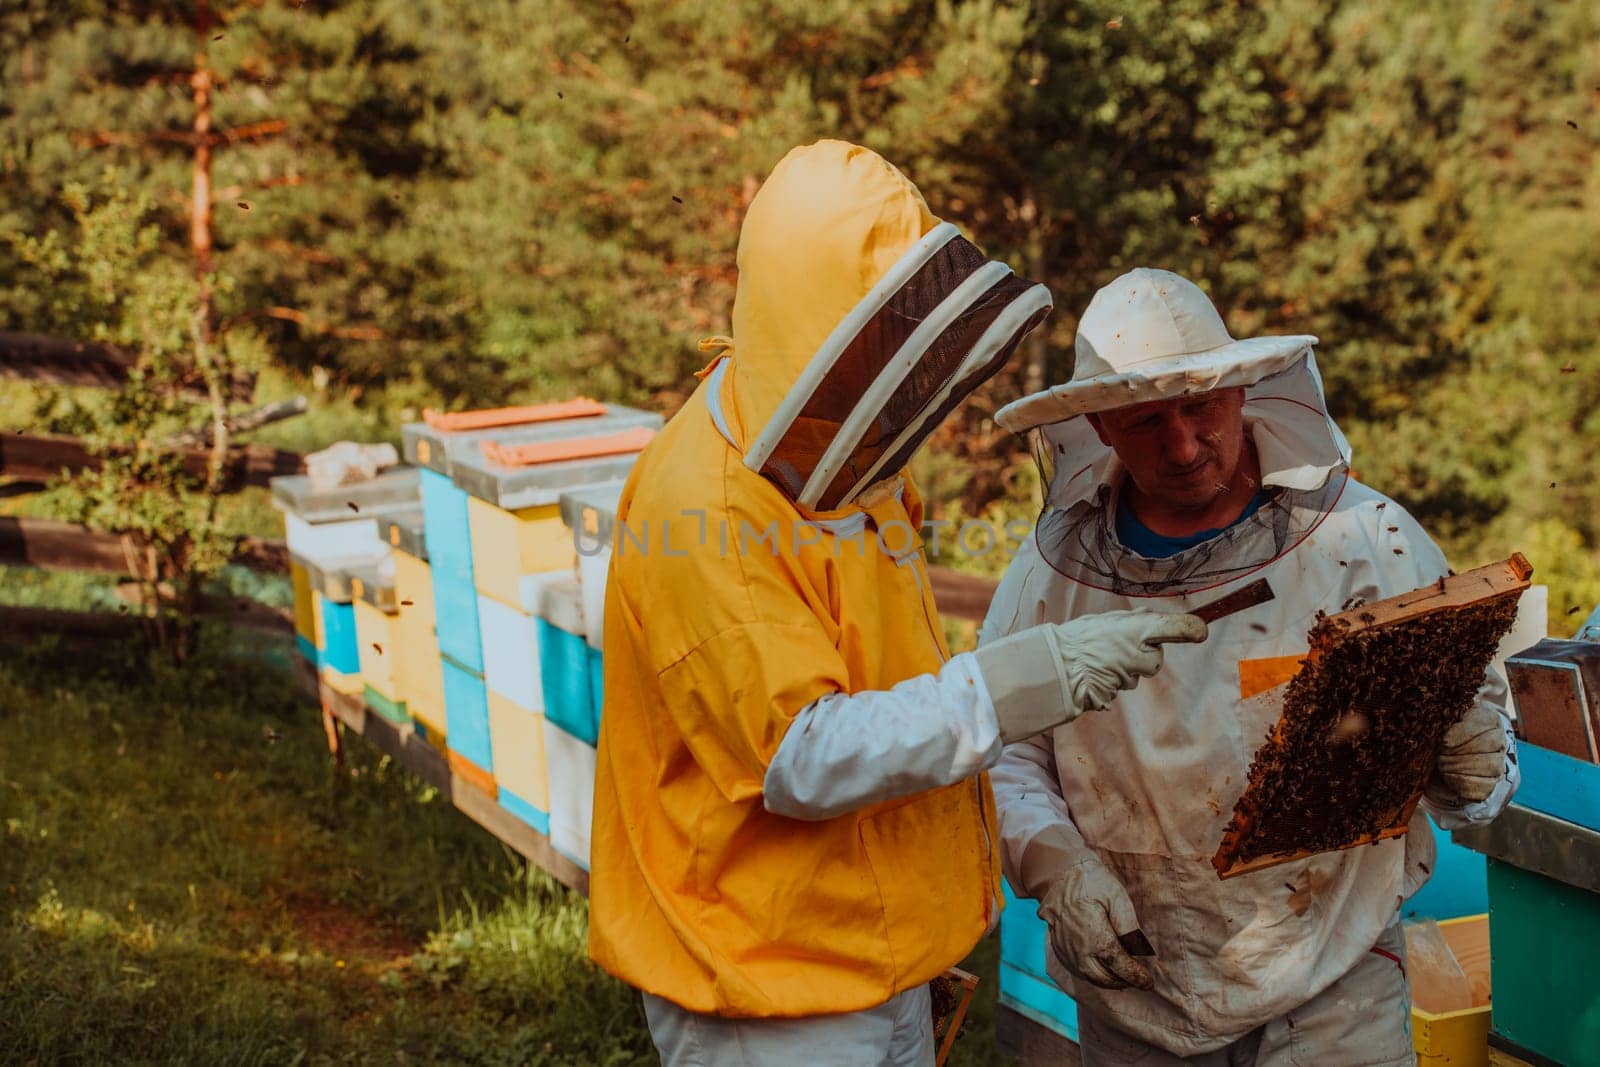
[1213,554,1532,879]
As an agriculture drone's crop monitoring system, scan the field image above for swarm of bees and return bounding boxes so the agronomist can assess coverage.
[1222,593,1519,866]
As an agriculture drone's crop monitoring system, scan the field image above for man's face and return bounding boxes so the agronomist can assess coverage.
[1089,389,1249,510]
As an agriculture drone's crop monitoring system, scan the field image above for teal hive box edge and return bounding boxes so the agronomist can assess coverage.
[498,788,552,836]
[998,880,1080,1041]
[1401,821,1488,920]
[419,468,475,581]
[318,597,360,674]
[999,964,1081,1046]
[363,685,408,726]
[1515,742,1600,831]
[432,567,485,674]
[539,617,596,746]
[440,653,493,770]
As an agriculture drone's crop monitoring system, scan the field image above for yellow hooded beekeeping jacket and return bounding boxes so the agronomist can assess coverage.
[586,140,1005,1017]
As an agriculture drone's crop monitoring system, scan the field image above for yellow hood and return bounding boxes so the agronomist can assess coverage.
[724,139,937,449]
[712,140,1052,514]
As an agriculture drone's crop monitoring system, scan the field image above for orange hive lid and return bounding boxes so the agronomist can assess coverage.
[421,398,606,432]
[480,426,656,468]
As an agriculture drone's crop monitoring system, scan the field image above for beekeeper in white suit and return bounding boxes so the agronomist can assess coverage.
[984,268,1518,1064]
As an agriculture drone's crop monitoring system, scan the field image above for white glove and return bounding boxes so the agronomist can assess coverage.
[973,610,1206,742]
[1039,852,1153,991]
[1429,701,1507,804]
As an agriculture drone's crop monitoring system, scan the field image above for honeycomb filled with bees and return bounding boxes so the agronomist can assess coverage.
[1214,556,1530,878]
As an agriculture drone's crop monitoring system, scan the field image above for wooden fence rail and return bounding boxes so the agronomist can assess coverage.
[0,516,288,575]
[0,515,997,620]
[0,432,302,491]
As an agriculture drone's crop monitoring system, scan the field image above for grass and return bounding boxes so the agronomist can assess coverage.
[0,628,1012,1065]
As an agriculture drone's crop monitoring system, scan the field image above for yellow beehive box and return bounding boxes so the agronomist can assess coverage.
[466,496,575,609]
[404,644,447,742]
[290,558,316,644]
[1412,914,1492,1067]
[487,690,551,813]
[391,550,447,743]
[354,600,399,702]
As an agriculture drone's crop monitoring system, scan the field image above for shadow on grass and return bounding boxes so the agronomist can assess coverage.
[0,631,1012,1065]
[0,633,649,1065]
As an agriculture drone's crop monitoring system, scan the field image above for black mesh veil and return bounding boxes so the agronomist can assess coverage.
[754,230,1051,511]
[1024,358,1353,597]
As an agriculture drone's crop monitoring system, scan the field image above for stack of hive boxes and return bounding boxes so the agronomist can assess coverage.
[551,483,624,867]
[402,401,658,858]
[274,468,420,698]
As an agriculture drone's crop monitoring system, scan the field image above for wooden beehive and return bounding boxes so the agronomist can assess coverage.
[1213,554,1533,880]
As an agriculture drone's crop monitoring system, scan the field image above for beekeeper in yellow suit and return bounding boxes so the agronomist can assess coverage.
[586,140,1206,1064]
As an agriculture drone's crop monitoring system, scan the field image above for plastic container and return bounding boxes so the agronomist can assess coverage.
[543,717,597,869]
[559,482,623,651]
[1405,920,1474,1015]
[1410,914,1491,1067]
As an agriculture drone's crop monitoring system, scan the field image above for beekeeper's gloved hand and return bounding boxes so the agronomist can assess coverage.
[973,610,1206,742]
[1039,847,1154,991]
[1429,701,1508,805]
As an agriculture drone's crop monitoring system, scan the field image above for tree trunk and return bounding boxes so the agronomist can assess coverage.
[1019,185,1050,398]
[188,0,226,662]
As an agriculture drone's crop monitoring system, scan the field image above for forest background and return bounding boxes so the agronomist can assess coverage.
[3,0,1599,625]
[2,3,1598,1064]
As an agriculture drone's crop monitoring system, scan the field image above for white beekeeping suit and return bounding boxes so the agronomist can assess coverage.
[983,269,1517,1058]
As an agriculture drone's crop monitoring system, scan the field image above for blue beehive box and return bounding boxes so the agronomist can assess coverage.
[420,468,475,580]
[441,653,493,774]
[1515,743,1600,830]
[432,566,484,673]
[537,576,597,746]
[318,595,360,676]
[998,881,1081,1042]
